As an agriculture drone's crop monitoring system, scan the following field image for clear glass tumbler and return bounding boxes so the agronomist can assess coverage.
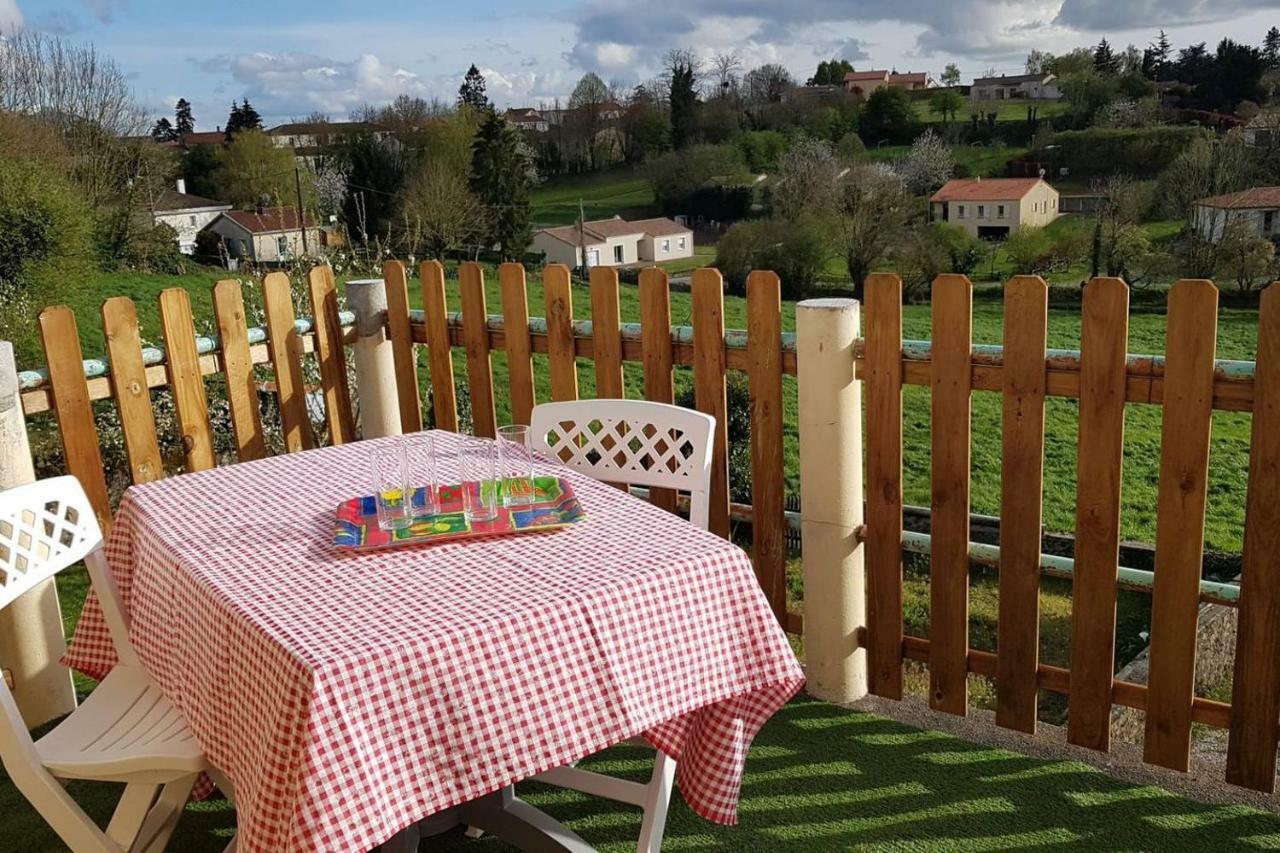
[460,437,501,524]
[370,442,411,531]
[404,433,439,518]
[497,424,537,505]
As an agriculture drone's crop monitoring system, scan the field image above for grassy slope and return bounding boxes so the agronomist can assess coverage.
[6,695,1280,851]
[914,98,1071,123]
[530,168,657,228]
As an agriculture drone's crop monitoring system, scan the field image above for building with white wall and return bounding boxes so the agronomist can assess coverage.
[531,216,694,268]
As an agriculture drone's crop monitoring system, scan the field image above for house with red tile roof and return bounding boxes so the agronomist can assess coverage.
[842,70,934,95]
[201,206,322,263]
[929,177,1060,239]
[531,216,693,268]
[1193,187,1280,243]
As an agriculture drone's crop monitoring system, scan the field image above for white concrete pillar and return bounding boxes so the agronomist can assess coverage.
[0,341,77,726]
[796,298,867,704]
[345,278,401,439]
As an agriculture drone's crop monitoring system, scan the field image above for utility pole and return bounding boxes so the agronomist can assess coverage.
[577,198,588,276]
[295,166,309,254]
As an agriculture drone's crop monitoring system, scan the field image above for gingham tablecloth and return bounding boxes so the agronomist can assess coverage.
[65,431,804,852]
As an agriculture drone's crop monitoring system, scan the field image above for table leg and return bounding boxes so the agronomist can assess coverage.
[457,787,596,853]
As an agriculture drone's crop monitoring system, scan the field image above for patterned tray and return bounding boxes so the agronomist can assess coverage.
[333,476,584,550]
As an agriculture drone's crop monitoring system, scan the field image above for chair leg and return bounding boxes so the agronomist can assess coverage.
[635,753,675,853]
[106,783,160,849]
[132,774,198,853]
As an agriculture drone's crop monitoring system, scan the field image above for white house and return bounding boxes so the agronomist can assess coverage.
[201,207,322,264]
[531,216,694,268]
[1243,112,1280,148]
[1192,187,1280,242]
[505,108,549,132]
[150,180,231,254]
[971,73,1061,101]
[930,177,1061,239]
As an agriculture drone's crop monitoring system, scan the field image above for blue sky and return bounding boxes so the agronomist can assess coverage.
[3,0,1277,128]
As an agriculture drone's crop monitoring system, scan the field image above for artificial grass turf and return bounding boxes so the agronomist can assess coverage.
[5,696,1280,851]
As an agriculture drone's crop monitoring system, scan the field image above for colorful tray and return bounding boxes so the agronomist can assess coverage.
[333,476,584,550]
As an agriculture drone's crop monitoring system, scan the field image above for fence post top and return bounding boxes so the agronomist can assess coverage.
[344,278,389,337]
[797,298,860,314]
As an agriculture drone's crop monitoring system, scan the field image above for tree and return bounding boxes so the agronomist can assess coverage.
[175,98,194,136]
[808,59,855,86]
[744,64,794,104]
[930,88,965,122]
[618,85,669,164]
[458,64,490,112]
[711,51,742,99]
[225,99,262,137]
[1216,217,1279,293]
[338,132,408,243]
[1149,30,1172,80]
[836,163,910,299]
[940,63,962,87]
[470,111,537,260]
[1094,38,1118,76]
[419,107,482,178]
[645,143,746,213]
[771,137,841,220]
[567,72,613,170]
[214,129,299,208]
[715,217,831,298]
[1025,50,1054,75]
[860,87,915,144]
[399,161,484,258]
[666,49,701,149]
[899,129,953,195]
[1156,135,1257,217]
[150,117,177,142]
[1266,27,1280,69]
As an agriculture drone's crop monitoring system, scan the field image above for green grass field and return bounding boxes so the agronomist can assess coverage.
[913,98,1070,124]
[861,144,1029,180]
[530,168,657,228]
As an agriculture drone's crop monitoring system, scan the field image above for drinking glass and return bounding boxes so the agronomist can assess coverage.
[497,424,537,505]
[404,433,439,518]
[370,442,411,531]
[460,437,501,524]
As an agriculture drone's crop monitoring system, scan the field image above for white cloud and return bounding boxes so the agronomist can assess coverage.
[0,0,23,33]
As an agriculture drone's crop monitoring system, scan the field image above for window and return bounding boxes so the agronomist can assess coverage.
[957,205,966,218]
[1266,211,1276,232]
[661,239,670,252]
[277,236,289,256]
[977,205,985,218]
[189,215,197,226]
[613,244,624,263]
[678,236,687,249]
[997,205,1005,219]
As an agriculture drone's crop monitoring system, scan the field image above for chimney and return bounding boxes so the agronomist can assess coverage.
[176,178,186,195]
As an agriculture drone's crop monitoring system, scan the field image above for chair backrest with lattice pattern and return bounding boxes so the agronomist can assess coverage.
[0,476,102,612]
[529,400,716,531]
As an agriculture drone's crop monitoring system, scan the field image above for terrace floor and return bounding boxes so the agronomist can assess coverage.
[4,696,1280,852]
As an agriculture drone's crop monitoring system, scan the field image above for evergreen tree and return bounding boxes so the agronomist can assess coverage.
[807,58,855,86]
[150,117,177,142]
[225,99,262,137]
[1150,30,1172,79]
[668,53,699,149]
[469,111,535,260]
[1094,38,1117,75]
[175,98,194,136]
[1265,27,1280,69]
[224,101,241,138]
[458,64,491,112]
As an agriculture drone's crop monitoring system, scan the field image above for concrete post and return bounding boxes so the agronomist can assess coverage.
[796,299,867,704]
[0,342,77,726]
[345,278,401,439]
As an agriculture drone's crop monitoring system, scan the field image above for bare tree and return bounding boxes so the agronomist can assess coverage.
[772,137,841,220]
[744,64,795,104]
[399,161,485,258]
[836,164,911,299]
[711,51,743,99]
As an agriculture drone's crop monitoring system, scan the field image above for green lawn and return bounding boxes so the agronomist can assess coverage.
[530,167,657,228]
[7,692,1280,851]
[861,144,1029,179]
[914,98,1070,124]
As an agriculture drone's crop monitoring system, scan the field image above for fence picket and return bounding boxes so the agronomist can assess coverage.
[158,288,215,472]
[500,263,536,425]
[1144,279,1219,773]
[212,280,267,461]
[1227,283,1280,792]
[420,260,458,432]
[693,268,731,539]
[995,275,1049,734]
[639,268,677,515]
[38,307,112,531]
[383,260,422,434]
[262,272,313,452]
[101,297,162,484]
[864,273,904,699]
[307,265,355,445]
[747,270,786,622]
[460,262,497,437]
[929,274,973,715]
[590,267,625,399]
[544,264,579,403]
[1067,277,1130,751]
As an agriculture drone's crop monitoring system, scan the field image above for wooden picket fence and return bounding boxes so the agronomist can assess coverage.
[860,272,1280,795]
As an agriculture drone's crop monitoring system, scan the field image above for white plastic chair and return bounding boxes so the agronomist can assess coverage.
[527,400,716,853]
[0,476,228,852]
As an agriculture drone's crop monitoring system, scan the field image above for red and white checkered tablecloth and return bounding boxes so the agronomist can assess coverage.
[65,431,804,852]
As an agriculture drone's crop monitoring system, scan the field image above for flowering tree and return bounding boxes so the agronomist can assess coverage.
[898,129,953,196]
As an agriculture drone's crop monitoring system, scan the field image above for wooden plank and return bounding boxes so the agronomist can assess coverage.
[1067,277,1131,751]
[460,262,497,438]
[1227,283,1280,792]
[101,297,162,484]
[157,288,215,472]
[262,272,313,453]
[746,271,786,622]
[383,260,422,434]
[420,260,458,432]
[38,307,112,531]
[1144,279,1220,773]
[928,274,973,716]
[590,266,625,399]
[307,265,355,445]
[864,273,904,699]
[544,264,579,403]
[212,280,267,462]
[692,268,731,540]
[640,268,678,515]
[995,276,1049,734]
[500,262,536,426]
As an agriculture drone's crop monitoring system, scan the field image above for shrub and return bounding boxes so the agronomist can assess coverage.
[0,154,94,291]
[735,130,788,173]
[715,216,831,299]
[646,144,747,214]
[860,87,918,145]
[1033,126,1206,179]
[677,371,752,504]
